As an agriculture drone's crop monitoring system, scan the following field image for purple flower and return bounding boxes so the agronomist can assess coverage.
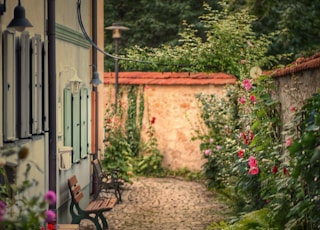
[45,190,56,205]
[0,201,6,221]
[45,210,56,223]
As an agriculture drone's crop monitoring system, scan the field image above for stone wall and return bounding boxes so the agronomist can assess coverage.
[273,62,320,129]
[103,84,231,171]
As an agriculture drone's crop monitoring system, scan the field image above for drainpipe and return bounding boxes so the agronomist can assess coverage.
[92,0,98,195]
[48,0,57,210]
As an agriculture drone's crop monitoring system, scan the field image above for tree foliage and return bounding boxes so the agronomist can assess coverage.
[104,0,320,71]
[104,0,219,71]
[238,0,320,61]
[120,2,283,76]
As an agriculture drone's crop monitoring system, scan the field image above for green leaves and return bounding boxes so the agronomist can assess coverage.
[122,0,277,75]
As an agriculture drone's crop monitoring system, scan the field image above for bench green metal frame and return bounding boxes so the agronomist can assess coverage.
[92,158,123,202]
[67,175,117,230]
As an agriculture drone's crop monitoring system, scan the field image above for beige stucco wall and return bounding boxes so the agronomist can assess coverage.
[104,84,230,171]
[0,0,48,197]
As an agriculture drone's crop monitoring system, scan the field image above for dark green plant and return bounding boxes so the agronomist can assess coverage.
[135,116,164,176]
[272,93,320,229]
[103,106,133,182]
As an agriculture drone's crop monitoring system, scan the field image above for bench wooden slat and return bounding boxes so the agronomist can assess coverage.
[68,175,78,187]
[73,191,84,204]
[86,197,117,211]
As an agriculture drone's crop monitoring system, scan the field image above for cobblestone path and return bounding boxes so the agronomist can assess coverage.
[81,177,228,230]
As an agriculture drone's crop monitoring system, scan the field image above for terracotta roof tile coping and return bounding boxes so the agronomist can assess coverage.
[270,52,320,78]
[104,72,236,85]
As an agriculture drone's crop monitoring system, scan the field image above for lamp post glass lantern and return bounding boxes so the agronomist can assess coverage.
[106,23,129,112]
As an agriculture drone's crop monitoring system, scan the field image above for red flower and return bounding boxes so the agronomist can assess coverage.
[283,167,290,176]
[250,95,256,103]
[151,117,156,124]
[272,165,278,174]
[249,131,254,141]
[238,149,245,158]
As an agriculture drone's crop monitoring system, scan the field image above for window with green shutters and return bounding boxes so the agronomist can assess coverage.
[64,87,90,164]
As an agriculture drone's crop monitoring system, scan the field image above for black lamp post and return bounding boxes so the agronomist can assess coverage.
[105,23,129,113]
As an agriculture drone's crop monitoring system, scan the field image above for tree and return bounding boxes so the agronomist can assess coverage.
[120,2,281,76]
[104,0,219,71]
[246,0,320,61]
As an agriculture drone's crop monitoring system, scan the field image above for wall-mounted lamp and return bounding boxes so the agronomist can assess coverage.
[91,71,102,87]
[69,69,82,95]
[90,65,102,87]
[1,0,33,32]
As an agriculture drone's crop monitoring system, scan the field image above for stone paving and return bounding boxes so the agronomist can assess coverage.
[80,177,228,230]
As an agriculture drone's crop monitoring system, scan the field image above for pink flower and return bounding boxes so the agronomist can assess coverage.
[216,145,221,151]
[285,138,292,147]
[45,190,56,205]
[204,149,211,156]
[239,97,246,104]
[238,149,245,158]
[290,106,295,112]
[45,210,56,223]
[249,166,259,175]
[0,201,6,221]
[248,156,258,167]
[210,138,214,144]
[243,79,252,90]
[241,59,246,64]
[250,95,256,103]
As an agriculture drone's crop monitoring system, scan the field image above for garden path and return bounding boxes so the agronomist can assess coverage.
[80,176,228,230]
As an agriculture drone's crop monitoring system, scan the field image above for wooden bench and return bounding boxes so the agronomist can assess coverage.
[67,175,118,230]
[92,158,124,202]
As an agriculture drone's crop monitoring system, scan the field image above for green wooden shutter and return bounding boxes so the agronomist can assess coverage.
[64,88,72,147]
[42,40,49,132]
[72,92,81,163]
[80,88,89,159]
[30,35,42,134]
[3,30,16,141]
[18,31,31,138]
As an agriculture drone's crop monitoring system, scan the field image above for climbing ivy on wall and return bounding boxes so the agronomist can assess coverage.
[125,85,144,157]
